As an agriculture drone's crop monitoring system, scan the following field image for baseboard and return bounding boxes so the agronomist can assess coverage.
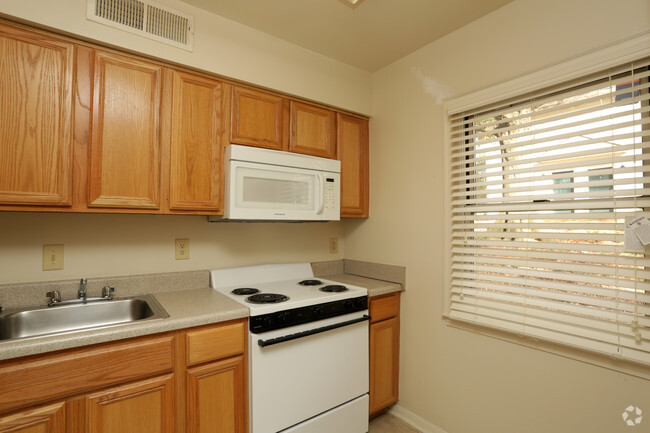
[387,403,449,433]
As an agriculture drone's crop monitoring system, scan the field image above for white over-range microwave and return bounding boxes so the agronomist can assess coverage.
[208,145,341,222]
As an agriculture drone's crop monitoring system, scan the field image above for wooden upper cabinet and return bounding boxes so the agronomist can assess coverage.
[231,86,287,151]
[88,50,163,209]
[167,71,226,212]
[0,24,74,206]
[289,101,336,159]
[337,113,369,217]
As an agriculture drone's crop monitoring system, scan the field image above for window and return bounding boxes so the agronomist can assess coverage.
[447,59,650,365]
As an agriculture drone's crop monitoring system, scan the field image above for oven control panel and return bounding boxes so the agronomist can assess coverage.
[250,296,368,334]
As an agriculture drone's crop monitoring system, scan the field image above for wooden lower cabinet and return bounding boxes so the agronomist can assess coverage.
[0,402,66,433]
[86,374,174,433]
[186,356,246,433]
[369,292,400,417]
[0,319,248,433]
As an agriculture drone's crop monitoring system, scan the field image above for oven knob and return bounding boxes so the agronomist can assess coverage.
[277,312,289,323]
[262,316,273,328]
[312,306,323,316]
[353,298,364,309]
[344,300,353,310]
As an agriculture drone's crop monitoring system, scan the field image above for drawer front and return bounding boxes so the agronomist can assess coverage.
[186,320,246,367]
[369,293,400,323]
[0,334,174,414]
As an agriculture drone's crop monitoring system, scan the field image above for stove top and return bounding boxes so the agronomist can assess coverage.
[210,263,368,315]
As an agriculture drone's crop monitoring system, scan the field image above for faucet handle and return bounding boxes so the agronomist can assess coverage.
[101,286,115,299]
[47,290,62,305]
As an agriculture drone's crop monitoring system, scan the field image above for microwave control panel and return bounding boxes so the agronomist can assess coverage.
[324,178,337,211]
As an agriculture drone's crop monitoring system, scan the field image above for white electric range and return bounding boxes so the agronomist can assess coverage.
[210,263,369,433]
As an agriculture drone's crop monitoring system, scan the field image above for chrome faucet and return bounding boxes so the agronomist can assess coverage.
[78,278,88,300]
[47,290,62,305]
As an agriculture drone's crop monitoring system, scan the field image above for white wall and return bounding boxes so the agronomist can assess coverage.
[0,0,371,115]
[0,212,344,284]
[344,0,650,432]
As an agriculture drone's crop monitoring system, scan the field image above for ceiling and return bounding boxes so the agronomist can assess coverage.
[180,0,513,72]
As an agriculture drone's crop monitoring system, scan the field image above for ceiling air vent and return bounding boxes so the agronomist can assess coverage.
[87,0,194,51]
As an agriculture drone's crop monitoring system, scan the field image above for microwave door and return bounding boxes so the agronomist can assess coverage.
[230,162,319,220]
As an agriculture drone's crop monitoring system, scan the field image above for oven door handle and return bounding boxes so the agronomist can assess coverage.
[257,314,371,348]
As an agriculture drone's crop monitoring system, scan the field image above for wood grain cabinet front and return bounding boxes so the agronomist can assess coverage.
[0,402,67,433]
[289,101,336,159]
[0,320,249,433]
[231,86,288,151]
[166,70,227,213]
[337,113,369,218]
[181,320,248,433]
[86,374,175,433]
[88,50,163,210]
[369,292,401,417]
[186,356,246,433]
[0,23,75,207]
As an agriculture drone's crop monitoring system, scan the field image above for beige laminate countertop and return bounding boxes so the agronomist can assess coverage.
[0,262,404,361]
[323,273,402,298]
[0,288,248,361]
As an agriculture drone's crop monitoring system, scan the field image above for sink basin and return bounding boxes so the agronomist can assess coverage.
[0,295,169,341]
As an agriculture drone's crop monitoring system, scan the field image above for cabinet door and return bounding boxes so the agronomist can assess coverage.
[186,356,246,433]
[231,86,287,151]
[168,71,225,212]
[86,374,174,433]
[0,25,74,206]
[369,317,400,416]
[337,113,369,217]
[88,51,162,209]
[0,402,66,433]
[289,101,336,159]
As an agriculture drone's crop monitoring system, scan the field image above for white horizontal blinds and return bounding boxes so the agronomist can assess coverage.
[448,58,650,364]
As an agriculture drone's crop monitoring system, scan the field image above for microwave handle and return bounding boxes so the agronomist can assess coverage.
[317,173,325,215]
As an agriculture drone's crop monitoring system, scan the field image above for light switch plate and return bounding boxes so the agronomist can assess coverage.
[43,244,64,271]
[329,237,338,254]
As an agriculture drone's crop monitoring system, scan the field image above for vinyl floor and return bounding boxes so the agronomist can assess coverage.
[368,413,421,433]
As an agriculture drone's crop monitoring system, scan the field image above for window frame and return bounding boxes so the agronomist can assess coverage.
[442,32,650,373]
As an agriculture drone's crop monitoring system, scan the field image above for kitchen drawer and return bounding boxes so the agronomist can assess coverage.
[369,293,400,323]
[0,334,174,414]
[185,320,246,366]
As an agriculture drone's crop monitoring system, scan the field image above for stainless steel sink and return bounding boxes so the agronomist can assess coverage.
[0,294,169,341]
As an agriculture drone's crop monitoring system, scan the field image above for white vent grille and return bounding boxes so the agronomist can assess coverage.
[87,0,194,51]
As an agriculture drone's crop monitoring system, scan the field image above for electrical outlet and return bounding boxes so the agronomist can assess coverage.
[329,237,338,254]
[175,238,189,260]
[43,244,64,271]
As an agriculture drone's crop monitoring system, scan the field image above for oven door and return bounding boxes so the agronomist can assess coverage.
[249,310,369,433]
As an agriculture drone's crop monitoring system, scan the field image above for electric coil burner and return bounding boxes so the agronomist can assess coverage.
[231,288,260,295]
[319,284,348,293]
[298,279,323,286]
[246,293,289,304]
